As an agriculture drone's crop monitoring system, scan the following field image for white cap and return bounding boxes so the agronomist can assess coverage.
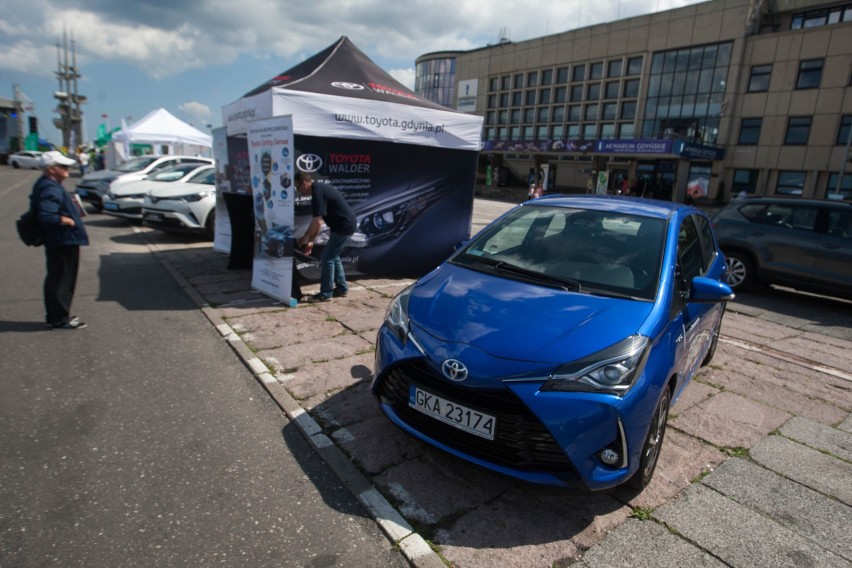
[40,151,77,168]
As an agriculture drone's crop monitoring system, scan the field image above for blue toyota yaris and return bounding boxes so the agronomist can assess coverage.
[371,195,733,491]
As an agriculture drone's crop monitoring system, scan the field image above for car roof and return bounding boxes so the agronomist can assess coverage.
[528,194,689,220]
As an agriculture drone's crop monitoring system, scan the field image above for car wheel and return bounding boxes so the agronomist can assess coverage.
[627,388,670,490]
[92,198,104,212]
[275,240,285,257]
[204,210,215,241]
[724,251,754,292]
[11,161,20,169]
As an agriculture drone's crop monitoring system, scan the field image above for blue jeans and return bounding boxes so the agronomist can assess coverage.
[319,232,351,297]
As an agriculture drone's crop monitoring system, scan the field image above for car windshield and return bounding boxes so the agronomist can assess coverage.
[115,156,160,172]
[455,204,666,300]
[188,168,215,184]
[149,164,205,181]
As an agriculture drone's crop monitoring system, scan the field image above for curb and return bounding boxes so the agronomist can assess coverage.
[147,240,446,568]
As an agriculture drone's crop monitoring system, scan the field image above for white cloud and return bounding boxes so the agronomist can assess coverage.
[178,101,212,126]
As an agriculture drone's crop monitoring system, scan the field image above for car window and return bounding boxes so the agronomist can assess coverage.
[460,205,665,300]
[116,157,159,172]
[693,215,718,269]
[678,216,704,282]
[826,209,852,239]
[188,169,216,185]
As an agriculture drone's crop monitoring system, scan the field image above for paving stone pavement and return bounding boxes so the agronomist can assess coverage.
[137,201,852,568]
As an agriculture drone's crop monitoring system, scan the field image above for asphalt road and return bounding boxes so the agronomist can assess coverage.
[0,167,406,567]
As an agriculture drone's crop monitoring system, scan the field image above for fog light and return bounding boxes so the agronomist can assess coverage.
[599,448,620,466]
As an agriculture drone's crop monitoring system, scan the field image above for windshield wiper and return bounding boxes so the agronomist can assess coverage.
[463,254,580,291]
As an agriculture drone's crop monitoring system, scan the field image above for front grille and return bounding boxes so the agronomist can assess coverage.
[378,360,574,471]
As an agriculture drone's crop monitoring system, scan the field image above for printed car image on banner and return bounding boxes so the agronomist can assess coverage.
[293,135,477,279]
[247,116,295,303]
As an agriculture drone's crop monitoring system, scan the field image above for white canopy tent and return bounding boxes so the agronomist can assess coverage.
[109,108,212,167]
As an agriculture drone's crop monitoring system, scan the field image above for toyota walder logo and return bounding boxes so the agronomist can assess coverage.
[331,82,365,90]
[296,154,323,173]
[441,359,469,382]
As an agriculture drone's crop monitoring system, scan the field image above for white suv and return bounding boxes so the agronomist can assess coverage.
[76,155,212,211]
[102,163,214,221]
[142,168,217,239]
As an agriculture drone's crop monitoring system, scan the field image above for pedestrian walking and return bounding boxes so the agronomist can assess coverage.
[32,151,90,329]
[77,149,89,176]
[295,172,356,302]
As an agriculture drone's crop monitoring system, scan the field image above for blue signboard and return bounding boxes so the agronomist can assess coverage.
[595,139,673,154]
[675,141,725,160]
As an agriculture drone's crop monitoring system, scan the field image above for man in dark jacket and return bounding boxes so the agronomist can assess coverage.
[33,151,90,329]
[295,172,356,302]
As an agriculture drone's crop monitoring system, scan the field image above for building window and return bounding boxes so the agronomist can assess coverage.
[510,109,521,124]
[602,102,617,120]
[623,79,640,98]
[572,65,586,82]
[485,111,495,125]
[604,81,619,99]
[501,75,511,90]
[512,91,523,106]
[621,101,637,120]
[556,67,569,83]
[738,118,762,145]
[600,123,616,139]
[525,90,536,105]
[541,69,553,86]
[607,60,622,78]
[570,85,584,102]
[539,88,551,104]
[567,124,580,139]
[586,83,601,101]
[733,169,759,195]
[827,173,852,200]
[627,56,643,76]
[537,107,549,122]
[527,71,539,87]
[748,64,771,92]
[796,59,824,89]
[488,77,498,92]
[777,171,806,195]
[554,86,567,103]
[536,125,549,139]
[498,110,508,124]
[552,124,565,139]
[514,74,524,89]
[523,126,534,140]
[487,94,497,108]
[523,108,535,123]
[497,127,508,140]
[584,104,599,121]
[618,123,635,138]
[589,62,603,80]
[837,115,852,145]
[568,105,582,122]
[582,123,598,138]
[499,93,509,107]
[510,126,520,140]
[785,117,812,145]
[792,5,852,29]
[552,106,565,122]
[484,127,494,141]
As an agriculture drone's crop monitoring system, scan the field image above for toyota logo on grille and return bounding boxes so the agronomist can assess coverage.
[441,359,469,382]
[331,82,365,90]
[296,154,323,173]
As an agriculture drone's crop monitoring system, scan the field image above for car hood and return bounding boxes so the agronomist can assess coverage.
[81,169,119,183]
[110,178,170,196]
[408,263,654,365]
[148,181,214,199]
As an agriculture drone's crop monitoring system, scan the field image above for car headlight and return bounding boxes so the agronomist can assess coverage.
[384,284,414,343]
[541,335,650,396]
[181,191,214,203]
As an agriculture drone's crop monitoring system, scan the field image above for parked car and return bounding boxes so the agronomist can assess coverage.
[262,224,295,258]
[371,195,733,491]
[141,168,217,239]
[76,155,213,211]
[102,164,214,220]
[711,196,852,300]
[9,151,45,169]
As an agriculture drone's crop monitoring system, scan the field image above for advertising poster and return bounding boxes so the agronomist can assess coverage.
[596,171,609,195]
[247,116,295,304]
[293,135,477,279]
[211,127,231,254]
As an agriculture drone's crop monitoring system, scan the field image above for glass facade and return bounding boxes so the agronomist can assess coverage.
[415,56,456,108]
[642,42,732,145]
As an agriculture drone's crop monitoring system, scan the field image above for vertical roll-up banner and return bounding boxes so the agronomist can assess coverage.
[247,116,296,305]
[211,127,231,254]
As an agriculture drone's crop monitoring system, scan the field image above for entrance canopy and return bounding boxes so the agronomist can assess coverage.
[114,108,212,149]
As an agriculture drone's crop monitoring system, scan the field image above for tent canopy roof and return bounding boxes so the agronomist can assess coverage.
[114,108,212,147]
[242,36,448,112]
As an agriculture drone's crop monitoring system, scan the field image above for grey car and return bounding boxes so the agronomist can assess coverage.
[711,197,852,300]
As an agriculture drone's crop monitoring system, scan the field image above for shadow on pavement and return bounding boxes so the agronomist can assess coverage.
[0,320,51,333]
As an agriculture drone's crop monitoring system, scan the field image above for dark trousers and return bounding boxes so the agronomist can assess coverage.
[44,246,80,324]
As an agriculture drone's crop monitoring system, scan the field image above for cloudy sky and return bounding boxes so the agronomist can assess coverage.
[1,0,704,146]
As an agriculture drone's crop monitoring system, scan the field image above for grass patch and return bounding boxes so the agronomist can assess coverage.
[630,506,655,521]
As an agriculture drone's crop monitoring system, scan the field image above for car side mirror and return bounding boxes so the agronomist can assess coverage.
[689,276,735,303]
